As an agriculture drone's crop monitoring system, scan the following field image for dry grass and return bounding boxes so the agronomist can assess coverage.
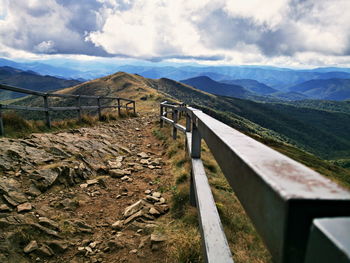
[0,110,134,138]
[153,125,271,263]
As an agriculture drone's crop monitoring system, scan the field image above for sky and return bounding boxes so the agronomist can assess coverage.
[0,0,350,68]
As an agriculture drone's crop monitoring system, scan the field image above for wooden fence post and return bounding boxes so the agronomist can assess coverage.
[133,101,136,115]
[97,97,102,121]
[186,112,191,132]
[0,104,4,136]
[43,95,51,128]
[160,105,164,128]
[172,109,178,140]
[77,95,82,122]
[191,120,201,158]
[117,99,121,116]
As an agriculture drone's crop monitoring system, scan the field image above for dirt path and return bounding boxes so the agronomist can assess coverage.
[0,113,173,263]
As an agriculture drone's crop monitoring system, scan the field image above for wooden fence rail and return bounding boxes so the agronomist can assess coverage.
[160,101,350,263]
[0,84,136,135]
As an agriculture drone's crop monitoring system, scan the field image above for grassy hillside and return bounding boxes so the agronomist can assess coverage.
[0,66,81,99]
[150,77,350,160]
[288,78,350,100]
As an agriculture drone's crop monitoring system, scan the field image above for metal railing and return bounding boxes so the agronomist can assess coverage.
[160,101,350,263]
[0,84,136,136]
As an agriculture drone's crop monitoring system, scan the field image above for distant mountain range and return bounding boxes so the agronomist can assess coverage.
[0,66,81,100]
[180,76,250,99]
[180,75,350,101]
[288,78,350,101]
[1,58,350,90]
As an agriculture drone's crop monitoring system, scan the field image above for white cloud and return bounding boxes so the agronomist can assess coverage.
[0,0,349,67]
[34,40,56,53]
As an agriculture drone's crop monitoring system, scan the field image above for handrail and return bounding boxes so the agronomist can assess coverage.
[160,101,350,263]
[0,84,136,135]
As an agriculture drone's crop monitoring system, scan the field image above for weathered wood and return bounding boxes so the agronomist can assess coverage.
[191,122,201,158]
[174,123,186,133]
[172,109,178,140]
[0,85,135,134]
[192,110,350,263]
[191,158,234,263]
[0,104,4,136]
[97,97,102,120]
[0,104,47,111]
[305,217,350,263]
[117,98,121,116]
[43,95,51,128]
[0,84,44,96]
[186,112,191,132]
[160,105,164,128]
[76,96,82,122]
[160,102,350,263]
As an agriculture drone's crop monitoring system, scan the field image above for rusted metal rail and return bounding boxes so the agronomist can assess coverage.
[0,84,136,135]
[160,101,350,263]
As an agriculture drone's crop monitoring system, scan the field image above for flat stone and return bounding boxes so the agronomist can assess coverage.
[121,176,129,181]
[30,223,60,238]
[110,169,131,178]
[140,159,149,165]
[151,233,167,243]
[129,249,137,254]
[149,207,160,216]
[31,169,59,191]
[124,210,144,224]
[111,220,124,230]
[7,191,27,204]
[86,179,99,186]
[45,240,68,253]
[39,217,59,231]
[152,192,161,198]
[137,152,149,159]
[80,183,88,188]
[24,240,39,253]
[0,204,11,212]
[124,200,146,217]
[26,184,42,197]
[145,195,160,203]
[36,245,53,257]
[17,202,32,212]
[144,190,152,195]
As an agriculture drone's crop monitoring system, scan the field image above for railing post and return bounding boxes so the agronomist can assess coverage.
[191,119,201,158]
[76,95,82,122]
[160,104,164,128]
[97,97,102,121]
[189,171,197,207]
[0,104,4,136]
[43,95,51,128]
[172,109,178,140]
[186,112,191,132]
[117,99,121,116]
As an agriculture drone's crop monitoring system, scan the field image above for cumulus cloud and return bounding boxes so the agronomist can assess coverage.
[0,0,350,66]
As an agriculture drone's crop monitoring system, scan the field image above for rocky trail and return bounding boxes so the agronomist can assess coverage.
[0,113,173,263]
